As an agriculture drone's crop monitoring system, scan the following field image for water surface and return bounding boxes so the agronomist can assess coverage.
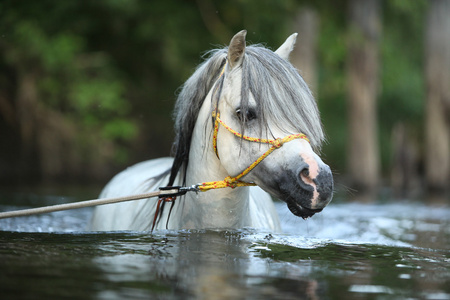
[0,189,448,299]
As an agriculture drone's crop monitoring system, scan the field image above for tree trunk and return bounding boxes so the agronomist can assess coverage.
[424,0,450,192]
[346,0,381,193]
[15,69,82,182]
[290,7,319,97]
[390,122,420,198]
[15,69,40,179]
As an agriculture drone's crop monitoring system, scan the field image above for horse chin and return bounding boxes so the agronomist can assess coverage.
[287,200,323,220]
[257,179,324,219]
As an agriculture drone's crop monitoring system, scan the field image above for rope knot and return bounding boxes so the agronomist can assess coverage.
[224,176,237,188]
[273,138,284,148]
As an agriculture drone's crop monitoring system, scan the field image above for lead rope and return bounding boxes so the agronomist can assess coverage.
[0,189,179,220]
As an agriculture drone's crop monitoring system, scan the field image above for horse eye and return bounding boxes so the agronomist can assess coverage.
[236,108,257,122]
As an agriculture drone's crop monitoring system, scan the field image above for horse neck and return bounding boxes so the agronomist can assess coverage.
[179,95,251,229]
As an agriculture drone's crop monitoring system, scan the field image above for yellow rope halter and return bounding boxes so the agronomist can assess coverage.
[194,60,310,192]
[197,110,309,192]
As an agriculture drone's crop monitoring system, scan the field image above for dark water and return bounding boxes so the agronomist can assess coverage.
[0,189,449,300]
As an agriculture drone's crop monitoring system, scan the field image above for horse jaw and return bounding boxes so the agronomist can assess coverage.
[275,33,298,60]
[181,88,252,230]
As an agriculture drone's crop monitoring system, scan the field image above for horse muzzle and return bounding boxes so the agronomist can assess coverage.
[274,160,333,219]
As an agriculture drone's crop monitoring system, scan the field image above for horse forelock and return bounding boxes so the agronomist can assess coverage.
[242,46,324,148]
[169,44,324,185]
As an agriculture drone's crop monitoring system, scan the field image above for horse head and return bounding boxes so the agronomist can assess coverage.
[90,30,335,231]
[212,30,333,219]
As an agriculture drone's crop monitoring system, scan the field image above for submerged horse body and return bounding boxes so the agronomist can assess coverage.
[90,31,333,232]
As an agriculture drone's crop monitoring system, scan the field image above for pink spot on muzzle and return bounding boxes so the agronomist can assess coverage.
[300,153,321,208]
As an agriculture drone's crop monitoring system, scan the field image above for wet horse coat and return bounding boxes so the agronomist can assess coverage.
[90,30,333,231]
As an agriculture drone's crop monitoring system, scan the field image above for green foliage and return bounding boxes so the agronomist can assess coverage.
[1,0,138,166]
[314,0,428,175]
[381,0,427,124]
[378,0,427,171]
[316,7,348,172]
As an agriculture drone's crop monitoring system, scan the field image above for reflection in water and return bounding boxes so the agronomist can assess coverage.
[1,228,448,299]
[90,231,322,299]
[0,194,449,299]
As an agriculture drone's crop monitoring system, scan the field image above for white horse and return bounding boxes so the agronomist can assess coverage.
[90,30,333,232]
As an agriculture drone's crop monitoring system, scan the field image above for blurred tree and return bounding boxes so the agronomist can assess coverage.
[382,0,427,197]
[0,1,138,182]
[290,6,320,97]
[424,0,450,192]
[346,0,381,193]
[314,1,348,178]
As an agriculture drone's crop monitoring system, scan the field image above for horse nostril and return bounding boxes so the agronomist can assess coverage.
[300,168,309,178]
[299,167,314,186]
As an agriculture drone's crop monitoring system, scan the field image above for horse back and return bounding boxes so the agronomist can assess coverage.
[89,157,173,231]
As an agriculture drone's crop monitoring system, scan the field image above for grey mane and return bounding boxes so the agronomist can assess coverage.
[168,44,324,185]
[167,49,227,185]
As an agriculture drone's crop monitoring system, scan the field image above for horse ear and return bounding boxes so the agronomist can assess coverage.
[275,33,298,60]
[227,30,247,70]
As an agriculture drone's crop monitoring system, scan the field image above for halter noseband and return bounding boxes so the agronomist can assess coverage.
[197,110,309,191]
